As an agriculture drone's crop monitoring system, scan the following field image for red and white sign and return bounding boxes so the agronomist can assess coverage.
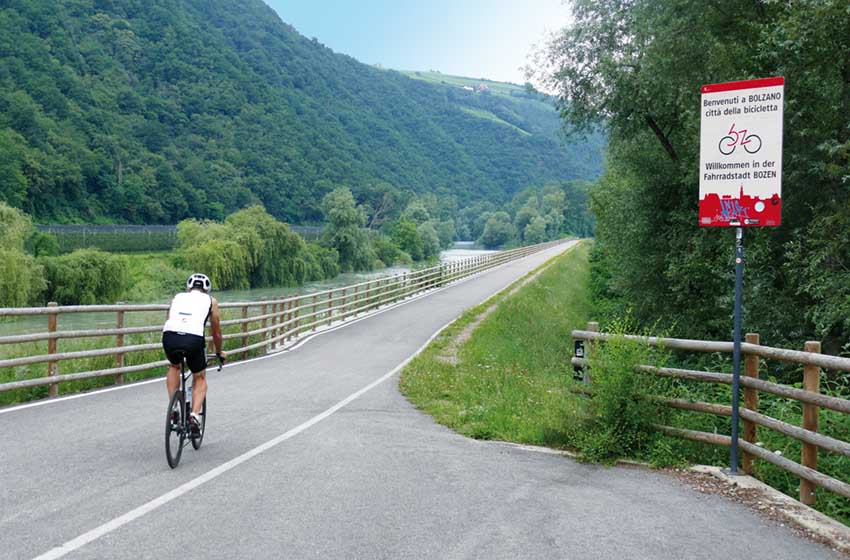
[699,77,784,227]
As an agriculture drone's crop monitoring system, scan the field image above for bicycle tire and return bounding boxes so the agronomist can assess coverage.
[718,136,736,155]
[743,134,762,154]
[190,398,207,450]
[165,389,185,468]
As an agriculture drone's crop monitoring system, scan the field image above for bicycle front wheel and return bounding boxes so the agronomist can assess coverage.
[190,398,207,450]
[718,136,736,155]
[165,390,185,468]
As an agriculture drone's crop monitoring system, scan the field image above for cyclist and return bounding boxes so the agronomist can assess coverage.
[162,273,226,435]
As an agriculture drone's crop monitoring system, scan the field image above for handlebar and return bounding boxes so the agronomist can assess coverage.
[206,353,226,371]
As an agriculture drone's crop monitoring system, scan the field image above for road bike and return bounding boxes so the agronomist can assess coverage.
[165,353,223,468]
[719,123,761,155]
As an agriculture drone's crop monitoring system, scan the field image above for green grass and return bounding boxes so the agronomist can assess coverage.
[398,70,527,97]
[399,242,590,446]
[458,107,531,136]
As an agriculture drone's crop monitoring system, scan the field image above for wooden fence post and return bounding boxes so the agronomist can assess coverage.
[47,302,58,397]
[340,288,347,320]
[584,322,598,385]
[801,340,821,506]
[365,281,371,311]
[271,302,279,350]
[261,298,268,353]
[115,304,125,385]
[285,298,298,340]
[241,305,249,361]
[742,332,760,474]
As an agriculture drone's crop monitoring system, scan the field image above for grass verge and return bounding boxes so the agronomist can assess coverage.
[399,241,590,447]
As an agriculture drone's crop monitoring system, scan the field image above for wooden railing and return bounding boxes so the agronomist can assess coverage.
[571,323,850,507]
[0,239,569,398]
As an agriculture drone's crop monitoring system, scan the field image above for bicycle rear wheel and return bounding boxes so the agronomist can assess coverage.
[165,390,185,468]
[190,398,207,450]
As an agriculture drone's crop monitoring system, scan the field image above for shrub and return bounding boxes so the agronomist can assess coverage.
[304,244,340,281]
[41,249,130,305]
[571,318,670,463]
[0,249,46,306]
[183,238,251,290]
[371,233,410,267]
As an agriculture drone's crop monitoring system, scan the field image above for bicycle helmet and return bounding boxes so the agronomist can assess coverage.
[186,273,212,293]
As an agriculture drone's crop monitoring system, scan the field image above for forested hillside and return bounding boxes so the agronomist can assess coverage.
[0,0,602,224]
[541,0,850,351]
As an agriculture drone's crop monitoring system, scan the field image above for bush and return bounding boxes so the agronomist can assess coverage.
[184,238,251,290]
[27,231,59,257]
[41,249,130,305]
[417,222,441,259]
[0,249,46,306]
[371,233,410,267]
[390,219,423,260]
[130,261,191,302]
[571,319,670,463]
[479,211,515,248]
[177,206,343,289]
[304,244,340,281]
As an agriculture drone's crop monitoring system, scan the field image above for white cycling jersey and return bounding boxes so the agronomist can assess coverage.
[163,290,212,337]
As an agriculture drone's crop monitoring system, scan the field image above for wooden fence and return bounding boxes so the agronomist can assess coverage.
[571,323,850,508]
[0,239,567,399]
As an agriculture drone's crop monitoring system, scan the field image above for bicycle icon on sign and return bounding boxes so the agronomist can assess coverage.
[719,123,762,155]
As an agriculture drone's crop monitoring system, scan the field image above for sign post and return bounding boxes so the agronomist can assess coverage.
[699,77,784,474]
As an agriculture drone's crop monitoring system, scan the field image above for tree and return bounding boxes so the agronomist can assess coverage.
[321,187,375,272]
[390,219,424,261]
[479,212,515,249]
[514,199,539,239]
[417,222,441,259]
[0,203,45,305]
[524,216,547,245]
[540,0,850,350]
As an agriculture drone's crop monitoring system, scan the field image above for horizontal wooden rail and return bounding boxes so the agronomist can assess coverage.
[572,330,850,372]
[570,358,850,415]
[573,324,850,512]
[1,360,170,390]
[0,238,571,396]
[659,398,850,458]
[655,425,850,501]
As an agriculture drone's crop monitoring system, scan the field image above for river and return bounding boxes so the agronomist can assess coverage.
[0,243,497,336]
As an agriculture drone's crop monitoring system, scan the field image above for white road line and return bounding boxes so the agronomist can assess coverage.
[32,316,453,560]
[30,241,576,560]
[2,242,574,416]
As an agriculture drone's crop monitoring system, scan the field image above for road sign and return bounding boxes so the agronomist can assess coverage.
[573,340,585,380]
[699,77,784,227]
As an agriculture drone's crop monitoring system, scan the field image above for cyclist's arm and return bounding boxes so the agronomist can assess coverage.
[210,297,225,357]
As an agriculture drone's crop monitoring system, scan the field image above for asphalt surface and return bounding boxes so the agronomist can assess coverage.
[0,241,840,559]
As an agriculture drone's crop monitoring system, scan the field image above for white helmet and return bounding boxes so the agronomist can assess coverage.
[186,273,211,293]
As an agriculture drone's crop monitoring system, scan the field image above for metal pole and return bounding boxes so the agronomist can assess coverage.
[730,226,744,474]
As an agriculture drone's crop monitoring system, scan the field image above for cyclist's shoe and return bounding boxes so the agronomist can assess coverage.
[189,412,202,437]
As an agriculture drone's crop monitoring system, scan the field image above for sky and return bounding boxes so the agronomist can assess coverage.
[263,0,571,85]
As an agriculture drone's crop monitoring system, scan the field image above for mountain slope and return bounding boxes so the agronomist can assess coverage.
[0,0,603,223]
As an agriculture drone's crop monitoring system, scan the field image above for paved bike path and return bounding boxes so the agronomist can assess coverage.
[0,241,839,559]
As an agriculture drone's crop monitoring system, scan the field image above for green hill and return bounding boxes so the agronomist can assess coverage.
[0,0,603,224]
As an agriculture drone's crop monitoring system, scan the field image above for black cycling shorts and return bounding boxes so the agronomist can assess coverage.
[162,331,207,374]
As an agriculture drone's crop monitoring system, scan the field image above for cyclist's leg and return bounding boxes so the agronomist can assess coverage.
[191,371,207,415]
[184,336,208,415]
[162,331,184,397]
[166,364,181,396]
